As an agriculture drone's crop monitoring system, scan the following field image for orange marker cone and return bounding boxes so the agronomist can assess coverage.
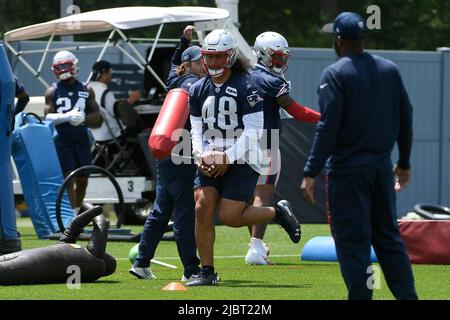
[163,282,187,291]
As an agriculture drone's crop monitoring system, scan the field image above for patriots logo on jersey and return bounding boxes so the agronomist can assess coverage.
[247,93,263,107]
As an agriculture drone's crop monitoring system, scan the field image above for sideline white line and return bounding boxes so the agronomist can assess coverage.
[151,259,177,269]
[118,254,299,261]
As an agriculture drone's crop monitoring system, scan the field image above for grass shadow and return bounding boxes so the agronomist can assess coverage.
[219,280,313,289]
[299,262,340,267]
[271,261,338,267]
[93,280,121,284]
[271,262,304,267]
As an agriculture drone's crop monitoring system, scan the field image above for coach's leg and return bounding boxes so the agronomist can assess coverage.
[170,164,200,277]
[371,165,418,300]
[134,160,174,270]
[328,172,373,300]
[194,187,220,268]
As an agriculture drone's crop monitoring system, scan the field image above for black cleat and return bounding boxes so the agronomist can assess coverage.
[186,269,219,287]
[274,200,301,243]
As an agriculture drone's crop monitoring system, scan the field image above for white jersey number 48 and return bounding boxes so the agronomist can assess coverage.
[202,96,238,130]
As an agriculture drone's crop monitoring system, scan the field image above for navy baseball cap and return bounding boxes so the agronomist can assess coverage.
[182,46,202,63]
[322,12,368,40]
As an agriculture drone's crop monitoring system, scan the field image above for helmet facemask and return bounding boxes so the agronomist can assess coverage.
[201,49,236,78]
[267,48,290,74]
[52,61,78,80]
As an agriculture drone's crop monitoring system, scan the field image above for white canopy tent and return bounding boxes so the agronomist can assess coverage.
[3,6,256,89]
[4,7,229,42]
[7,5,261,211]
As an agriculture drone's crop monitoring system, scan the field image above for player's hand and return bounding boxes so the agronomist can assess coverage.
[209,163,230,178]
[301,177,316,205]
[127,90,141,105]
[183,25,195,42]
[201,151,230,178]
[67,108,85,126]
[200,165,212,177]
[208,152,230,178]
[195,153,212,177]
[394,165,411,192]
[201,150,219,167]
[69,113,85,126]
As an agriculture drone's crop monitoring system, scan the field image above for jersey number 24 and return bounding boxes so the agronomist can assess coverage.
[56,97,86,114]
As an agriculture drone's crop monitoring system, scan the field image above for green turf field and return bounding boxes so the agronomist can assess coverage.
[0,218,449,300]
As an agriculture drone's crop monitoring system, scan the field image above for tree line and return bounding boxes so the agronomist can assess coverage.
[0,0,448,51]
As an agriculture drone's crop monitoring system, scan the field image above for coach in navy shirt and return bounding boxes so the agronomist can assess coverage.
[301,12,417,300]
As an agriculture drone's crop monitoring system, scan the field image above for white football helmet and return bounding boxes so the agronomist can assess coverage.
[201,29,237,77]
[51,50,78,80]
[254,32,290,74]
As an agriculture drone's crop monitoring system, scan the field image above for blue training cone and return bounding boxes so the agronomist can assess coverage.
[301,236,378,262]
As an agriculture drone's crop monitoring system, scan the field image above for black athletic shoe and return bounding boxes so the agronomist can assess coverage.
[186,269,219,287]
[275,200,301,243]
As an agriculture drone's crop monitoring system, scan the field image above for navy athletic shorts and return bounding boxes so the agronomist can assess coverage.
[54,139,92,173]
[194,163,259,202]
